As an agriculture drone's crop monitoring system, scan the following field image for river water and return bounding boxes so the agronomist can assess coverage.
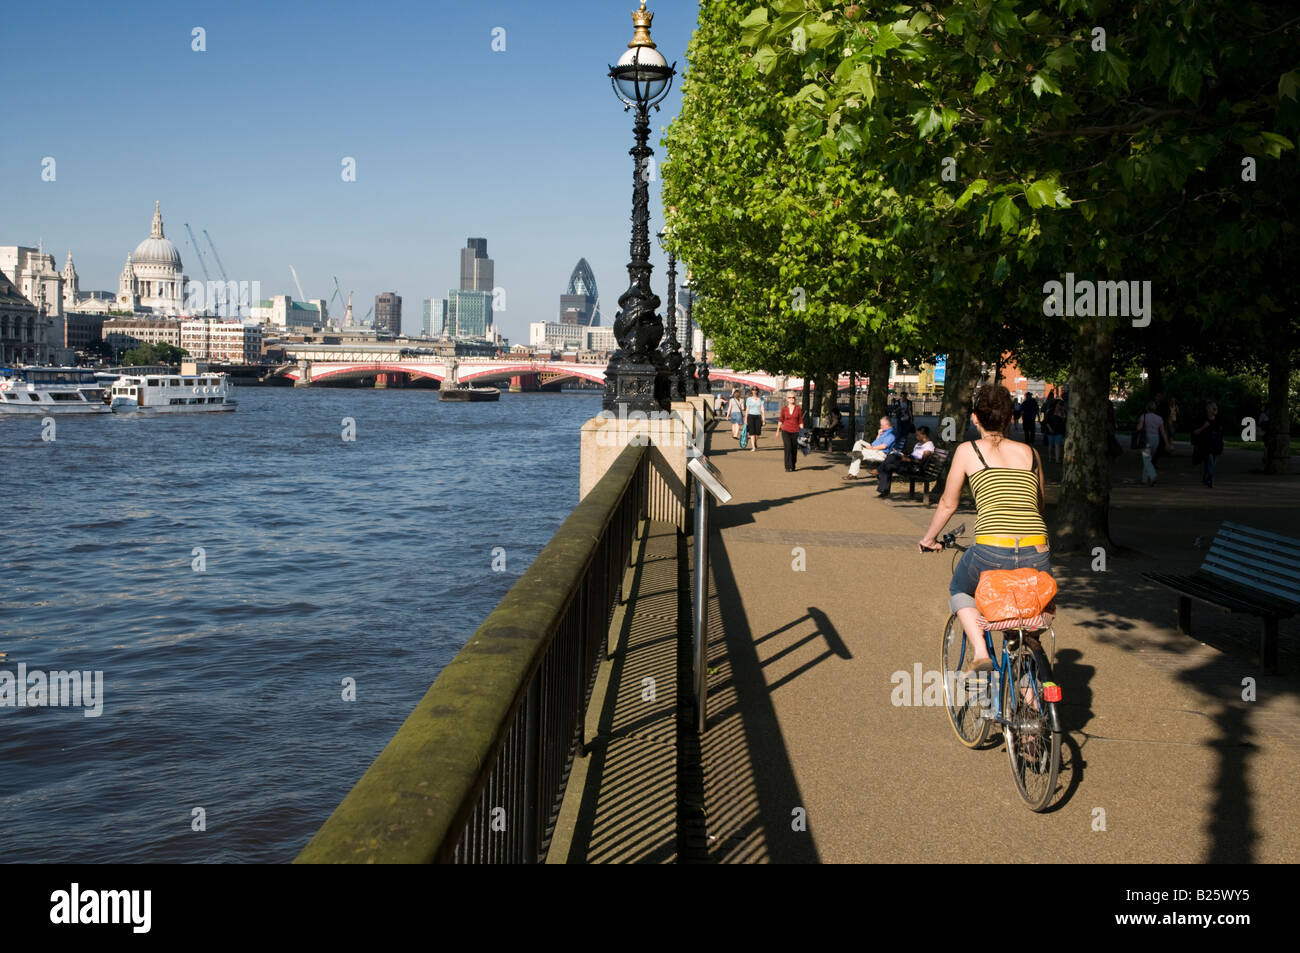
[0,387,602,862]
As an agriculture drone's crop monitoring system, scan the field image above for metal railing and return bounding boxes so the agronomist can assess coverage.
[296,442,649,863]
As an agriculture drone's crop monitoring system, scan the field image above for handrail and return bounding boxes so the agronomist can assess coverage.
[296,442,649,863]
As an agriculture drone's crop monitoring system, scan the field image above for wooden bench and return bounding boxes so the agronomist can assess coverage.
[907,447,952,505]
[1144,522,1300,672]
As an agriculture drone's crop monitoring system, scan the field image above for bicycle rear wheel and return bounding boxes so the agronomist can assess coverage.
[941,613,991,748]
[1002,635,1061,811]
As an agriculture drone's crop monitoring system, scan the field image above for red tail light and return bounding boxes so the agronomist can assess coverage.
[1043,682,1062,702]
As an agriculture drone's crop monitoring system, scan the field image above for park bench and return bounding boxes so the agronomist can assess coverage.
[907,447,952,505]
[1143,522,1300,672]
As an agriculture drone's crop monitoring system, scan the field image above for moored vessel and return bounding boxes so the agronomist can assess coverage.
[439,384,500,402]
[109,372,236,413]
[0,367,112,415]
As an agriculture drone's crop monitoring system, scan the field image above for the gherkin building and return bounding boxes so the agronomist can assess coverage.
[560,258,600,326]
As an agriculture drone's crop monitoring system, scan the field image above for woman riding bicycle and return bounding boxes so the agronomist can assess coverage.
[919,384,1050,672]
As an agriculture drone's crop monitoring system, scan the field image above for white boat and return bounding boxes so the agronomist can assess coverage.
[109,372,236,413]
[0,367,113,415]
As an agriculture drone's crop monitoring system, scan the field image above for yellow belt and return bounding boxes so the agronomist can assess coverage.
[976,534,1047,547]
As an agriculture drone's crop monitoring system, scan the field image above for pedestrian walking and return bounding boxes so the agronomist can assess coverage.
[1020,392,1039,445]
[779,392,803,471]
[725,389,743,440]
[1137,402,1170,486]
[1191,401,1224,488]
[744,389,765,452]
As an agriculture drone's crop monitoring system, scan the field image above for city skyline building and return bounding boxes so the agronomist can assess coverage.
[559,258,600,327]
[444,288,492,340]
[116,202,188,316]
[375,292,402,337]
[423,298,447,338]
[459,238,494,292]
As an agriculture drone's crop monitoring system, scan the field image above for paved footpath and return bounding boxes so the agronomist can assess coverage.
[700,429,1300,863]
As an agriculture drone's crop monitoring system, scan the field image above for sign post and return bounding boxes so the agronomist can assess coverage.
[687,430,731,735]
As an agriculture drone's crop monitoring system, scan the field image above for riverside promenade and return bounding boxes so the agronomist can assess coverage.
[554,424,1300,863]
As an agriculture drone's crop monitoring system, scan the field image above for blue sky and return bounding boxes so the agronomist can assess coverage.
[2,0,699,340]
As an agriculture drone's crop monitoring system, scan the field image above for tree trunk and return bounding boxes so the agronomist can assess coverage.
[1056,317,1115,552]
[848,370,857,440]
[866,342,890,431]
[801,374,810,419]
[819,369,837,419]
[1263,348,1293,475]
[938,344,983,447]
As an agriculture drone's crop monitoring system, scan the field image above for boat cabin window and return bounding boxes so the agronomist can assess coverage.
[28,393,41,401]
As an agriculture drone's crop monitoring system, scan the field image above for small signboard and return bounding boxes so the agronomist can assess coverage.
[688,455,732,504]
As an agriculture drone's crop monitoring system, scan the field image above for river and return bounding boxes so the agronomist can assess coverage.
[0,387,602,862]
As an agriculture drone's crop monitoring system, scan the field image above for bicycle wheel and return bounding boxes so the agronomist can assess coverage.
[1001,635,1061,811]
[940,613,991,748]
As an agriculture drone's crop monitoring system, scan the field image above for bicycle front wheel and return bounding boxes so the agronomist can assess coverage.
[1002,636,1061,811]
[941,613,990,749]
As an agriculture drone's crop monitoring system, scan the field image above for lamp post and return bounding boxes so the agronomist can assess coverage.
[657,229,684,401]
[604,1,676,414]
[680,271,697,396]
[691,285,710,396]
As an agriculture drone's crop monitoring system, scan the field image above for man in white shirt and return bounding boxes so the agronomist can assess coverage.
[843,416,897,479]
[875,426,936,497]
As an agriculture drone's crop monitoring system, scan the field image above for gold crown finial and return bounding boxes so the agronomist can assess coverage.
[629,0,656,48]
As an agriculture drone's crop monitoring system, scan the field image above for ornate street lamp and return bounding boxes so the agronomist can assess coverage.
[680,270,698,396]
[604,1,676,413]
[657,229,685,401]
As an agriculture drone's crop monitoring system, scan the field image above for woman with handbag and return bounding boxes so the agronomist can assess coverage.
[918,384,1051,672]
[779,392,804,472]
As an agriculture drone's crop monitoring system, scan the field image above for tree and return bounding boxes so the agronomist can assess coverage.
[676,0,1299,549]
[123,343,188,366]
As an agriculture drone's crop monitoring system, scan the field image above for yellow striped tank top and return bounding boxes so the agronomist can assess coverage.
[967,442,1048,538]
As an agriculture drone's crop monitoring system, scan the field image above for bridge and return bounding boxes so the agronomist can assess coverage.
[276,345,855,393]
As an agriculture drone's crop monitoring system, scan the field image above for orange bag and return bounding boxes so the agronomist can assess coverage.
[975,569,1058,623]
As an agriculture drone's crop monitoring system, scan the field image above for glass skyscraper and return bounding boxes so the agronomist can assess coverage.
[445,289,492,340]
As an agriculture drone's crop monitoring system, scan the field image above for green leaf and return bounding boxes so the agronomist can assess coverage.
[973,72,995,97]
[835,122,863,154]
[1030,71,1061,98]
[1095,51,1130,91]
[1024,179,1056,209]
[991,195,1020,232]
[739,7,769,48]
[992,255,1010,283]
[1045,46,1077,73]
[848,66,876,107]
[1281,70,1300,101]
[955,178,989,209]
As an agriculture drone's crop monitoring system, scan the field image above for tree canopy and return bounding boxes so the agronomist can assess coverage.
[663,0,1300,545]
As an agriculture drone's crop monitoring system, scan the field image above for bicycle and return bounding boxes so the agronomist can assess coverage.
[927,525,1063,812]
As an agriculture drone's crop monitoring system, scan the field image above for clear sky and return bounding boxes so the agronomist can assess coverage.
[2,0,699,341]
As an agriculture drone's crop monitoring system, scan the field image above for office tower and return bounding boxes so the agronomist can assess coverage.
[375,292,402,336]
[460,238,494,292]
[559,258,600,326]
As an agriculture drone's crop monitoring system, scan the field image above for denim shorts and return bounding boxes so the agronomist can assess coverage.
[1047,433,1064,447]
[949,542,1051,612]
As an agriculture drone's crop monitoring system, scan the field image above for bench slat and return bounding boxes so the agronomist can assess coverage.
[1201,560,1300,604]
[1206,535,1300,580]
[1221,521,1300,553]
[1187,571,1300,615]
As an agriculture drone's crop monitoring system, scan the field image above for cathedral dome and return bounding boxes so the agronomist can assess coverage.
[132,201,183,270]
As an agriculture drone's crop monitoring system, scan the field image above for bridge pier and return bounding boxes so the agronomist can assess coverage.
[510,373,539,393]
[293,360,312,388]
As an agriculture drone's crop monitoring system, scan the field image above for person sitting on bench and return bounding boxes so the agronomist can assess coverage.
[876,426,935,497]
[813,408,843,449]
[843,416,897,480]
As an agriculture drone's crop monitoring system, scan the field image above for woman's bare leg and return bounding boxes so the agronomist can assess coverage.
[957,607,989,661]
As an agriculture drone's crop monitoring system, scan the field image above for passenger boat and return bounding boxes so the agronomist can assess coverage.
[109,372,236,413]
[439,384,500,402]
[0,367,112,415]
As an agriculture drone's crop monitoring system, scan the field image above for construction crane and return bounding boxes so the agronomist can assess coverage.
[289,265,306,302]
[202,230,229,281]
[184,223,211,283]
[201,230,233,315]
